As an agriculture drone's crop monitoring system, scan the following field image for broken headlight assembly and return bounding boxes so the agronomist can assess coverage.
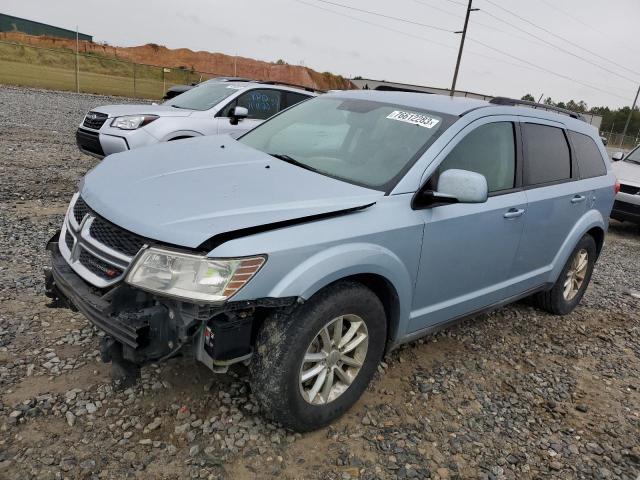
[111,115,159,130]
[126,247,265,303]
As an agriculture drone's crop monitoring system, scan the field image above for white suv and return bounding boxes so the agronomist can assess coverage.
[611,145,640,223]
[76,79,316,158]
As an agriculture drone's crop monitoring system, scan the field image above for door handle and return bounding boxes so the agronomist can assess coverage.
[504,208,525,219]
[571,195,586,204]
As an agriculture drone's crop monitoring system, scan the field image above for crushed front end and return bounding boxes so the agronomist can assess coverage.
[45,194,293,384]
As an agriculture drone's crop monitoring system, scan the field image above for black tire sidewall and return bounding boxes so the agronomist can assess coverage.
[550,235,597,314]
[252,282,386,431]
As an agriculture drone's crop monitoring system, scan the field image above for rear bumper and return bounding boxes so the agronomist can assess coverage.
[611,199,640,223]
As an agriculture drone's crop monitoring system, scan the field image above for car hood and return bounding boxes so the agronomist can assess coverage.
[612,160,640,186]
[92,104,193,118]
[80,135,383,249]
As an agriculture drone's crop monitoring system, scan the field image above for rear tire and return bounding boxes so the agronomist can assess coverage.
[250,281,386,432]
[534,234,596,315]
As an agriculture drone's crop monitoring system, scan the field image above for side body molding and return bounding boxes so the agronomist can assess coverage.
[268,242,414,342]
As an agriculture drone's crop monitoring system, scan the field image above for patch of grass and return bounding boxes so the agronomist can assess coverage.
[0,42,205,99]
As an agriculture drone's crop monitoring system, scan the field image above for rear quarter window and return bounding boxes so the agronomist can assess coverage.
[522,123,571,186]
[569,131,607,178]
[284,91,312,109]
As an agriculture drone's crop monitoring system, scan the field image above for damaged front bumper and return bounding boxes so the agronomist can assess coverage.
[45,233,295,372]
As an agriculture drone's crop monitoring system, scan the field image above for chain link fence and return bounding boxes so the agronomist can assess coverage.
[0,40,225,99]
[601,131,640,150]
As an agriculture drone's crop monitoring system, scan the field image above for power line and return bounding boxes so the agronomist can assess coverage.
[297,0,583,82]
[467,36,630,101]
[537,0,640,58]
[297,0,631,101]
[309,0,455,33]
[440,0,468,7]
[478,8,639,85]
[411,0,551,50]
[537,0,607,36]
[415,0,640,88]
[480,0,640,79]
[297,0,459,51]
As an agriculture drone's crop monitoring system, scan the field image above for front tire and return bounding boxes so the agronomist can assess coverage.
[250,281,387,432]
[535,234,597,315]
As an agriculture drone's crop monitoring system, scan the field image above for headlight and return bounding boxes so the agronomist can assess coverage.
[111,115,159,130]
[126,247,266,303]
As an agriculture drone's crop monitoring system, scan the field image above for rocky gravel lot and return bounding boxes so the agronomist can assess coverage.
[0,85,639,480]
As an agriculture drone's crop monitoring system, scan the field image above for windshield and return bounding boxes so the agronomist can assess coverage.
[163,82,241,111]
[239,96,452,190]
[625,146,640,164]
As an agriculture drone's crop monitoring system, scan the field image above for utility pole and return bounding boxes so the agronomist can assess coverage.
[620,84,640,147]
[75,26,80,93]
[450,0,478,97]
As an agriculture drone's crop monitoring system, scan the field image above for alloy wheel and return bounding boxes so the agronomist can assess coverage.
[299,314,369,405]
[563,248,589,301]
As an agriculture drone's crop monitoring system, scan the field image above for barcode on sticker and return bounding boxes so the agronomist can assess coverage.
[386,110,440,128]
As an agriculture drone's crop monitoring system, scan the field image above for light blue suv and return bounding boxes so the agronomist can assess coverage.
[45,91,616,431]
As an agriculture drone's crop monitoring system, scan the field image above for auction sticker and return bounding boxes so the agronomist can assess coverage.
[386,110,440,128]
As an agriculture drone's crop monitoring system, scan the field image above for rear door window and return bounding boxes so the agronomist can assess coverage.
[437,122,516,193]
[568,131,607,178]
[522,123,571,186]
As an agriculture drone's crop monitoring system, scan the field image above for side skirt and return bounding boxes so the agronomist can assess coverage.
[388,284,549,351]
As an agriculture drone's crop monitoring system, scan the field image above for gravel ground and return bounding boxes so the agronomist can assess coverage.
[0,85,639,480]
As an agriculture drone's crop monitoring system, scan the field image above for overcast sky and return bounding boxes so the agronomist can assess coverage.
[4,0,639,108]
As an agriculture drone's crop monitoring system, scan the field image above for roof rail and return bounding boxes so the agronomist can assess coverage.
[257,80,325,93]
[212,77,253,82]
[489,97,584,121]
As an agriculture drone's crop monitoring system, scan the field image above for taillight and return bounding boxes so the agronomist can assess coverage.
[614,180,621,194]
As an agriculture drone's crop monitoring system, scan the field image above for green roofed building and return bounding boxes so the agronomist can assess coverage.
[0,13,92,41]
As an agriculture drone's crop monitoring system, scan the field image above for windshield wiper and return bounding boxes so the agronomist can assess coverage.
[625,159,640,165]
[269,153,321,174]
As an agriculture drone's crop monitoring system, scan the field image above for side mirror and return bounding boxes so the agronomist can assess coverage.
[437,169,488,203]
[611,151,624,161]
[229,106,248,125]
[412,169,488,209]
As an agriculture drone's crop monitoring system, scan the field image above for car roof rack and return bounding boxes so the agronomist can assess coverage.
[257,80,325,93]
[212,77,253,82]
[489,97,584,121]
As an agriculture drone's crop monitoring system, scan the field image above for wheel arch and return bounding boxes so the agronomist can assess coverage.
[317,273,402,352]
[161,130,203,142]
[549,209,606,284]
[585,225,605,258]
[266,243,414,347]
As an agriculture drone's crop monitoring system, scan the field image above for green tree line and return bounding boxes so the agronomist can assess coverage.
[521,93,640,136]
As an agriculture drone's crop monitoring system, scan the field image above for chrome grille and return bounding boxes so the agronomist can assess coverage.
[59,193,146,288]
[82,111,108,130]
